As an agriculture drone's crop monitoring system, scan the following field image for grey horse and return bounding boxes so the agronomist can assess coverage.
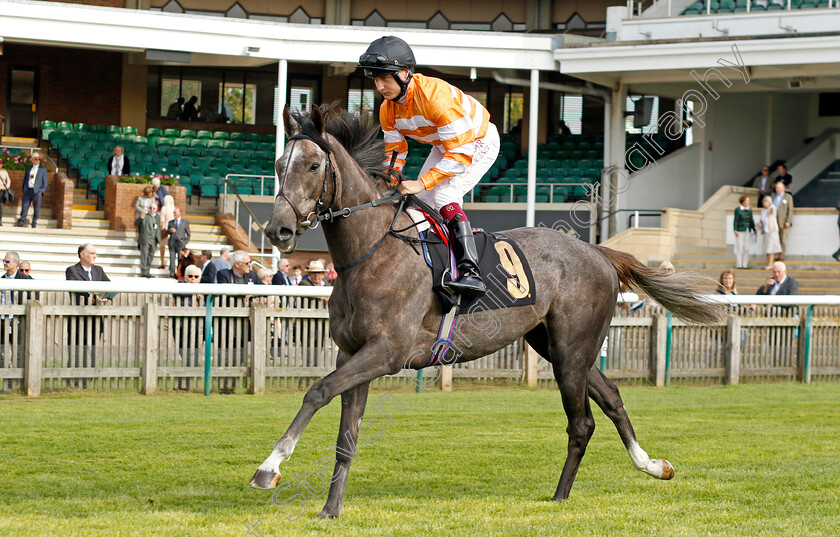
[256,105,724,518]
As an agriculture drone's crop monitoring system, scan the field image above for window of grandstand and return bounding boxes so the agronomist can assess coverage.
[219,83,256,125]
[160,78,201,117]
[290,87,312,115]
[468,92,488,108]
[560,95,583,135]
[347,88,376,122]
[625,96,660,134]
[504,92,524,133]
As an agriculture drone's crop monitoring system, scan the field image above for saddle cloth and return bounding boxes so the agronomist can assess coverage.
[418,223,536,313]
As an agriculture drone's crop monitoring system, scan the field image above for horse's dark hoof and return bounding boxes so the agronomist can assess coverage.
[249,468,281,489]
[315,509,341,519]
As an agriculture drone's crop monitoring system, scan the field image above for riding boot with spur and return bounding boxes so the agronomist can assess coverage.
[447,220,487,297]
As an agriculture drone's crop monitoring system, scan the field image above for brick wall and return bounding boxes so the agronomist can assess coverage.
[104,175,187,231]
[6,170,73,227]
[0,44,122,128]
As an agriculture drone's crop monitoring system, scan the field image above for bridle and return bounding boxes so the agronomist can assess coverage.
[276,132,337,231]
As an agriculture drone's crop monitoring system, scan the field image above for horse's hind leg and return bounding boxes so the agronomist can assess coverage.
[317,381,371,519]
[550,350,597,501]
[586,367,674,480]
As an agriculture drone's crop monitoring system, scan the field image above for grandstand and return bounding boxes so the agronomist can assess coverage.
[0,0,839,286]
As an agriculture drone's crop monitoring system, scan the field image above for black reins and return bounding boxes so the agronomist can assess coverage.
[278,133,444,273]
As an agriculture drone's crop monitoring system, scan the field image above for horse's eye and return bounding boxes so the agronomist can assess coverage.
[310,163,320,172]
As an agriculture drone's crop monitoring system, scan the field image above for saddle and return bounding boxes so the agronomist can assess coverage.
[406,209,537,367]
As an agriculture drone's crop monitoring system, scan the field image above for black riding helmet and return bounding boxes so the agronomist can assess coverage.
[357,36,416,101]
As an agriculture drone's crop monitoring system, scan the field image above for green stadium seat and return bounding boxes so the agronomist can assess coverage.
[123,126,138,135]
[224,141,241,150]
[195,130,213,139]
[89,124,106,133]
[213,131,230,140]
[163,128,179,138]
[190,139,207,148]
[72,122,87,132]
[146,128,163,138]
[246,133,262,142]
[40,120,56,131]
[230,132,246,142]
[262,133,276,143]
[57,121,73,131]
[183,147,203,158]
[180,129,196,139]
[173,138,191,148]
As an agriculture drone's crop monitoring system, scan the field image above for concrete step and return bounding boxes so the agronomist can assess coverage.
[72,218,110,229]
[672,258,840,270]
[72,210,105,219]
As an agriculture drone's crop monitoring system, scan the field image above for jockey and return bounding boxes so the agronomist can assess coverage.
[357,36,500,298]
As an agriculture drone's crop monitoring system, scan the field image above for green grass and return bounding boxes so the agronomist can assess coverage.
[2,384,839,536]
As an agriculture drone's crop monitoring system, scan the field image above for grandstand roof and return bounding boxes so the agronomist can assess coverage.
[0,0,557,71]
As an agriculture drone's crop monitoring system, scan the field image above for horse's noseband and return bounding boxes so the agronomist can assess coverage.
[277,132,337,230]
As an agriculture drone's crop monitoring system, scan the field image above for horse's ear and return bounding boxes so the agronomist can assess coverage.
[283,105,299,137]
[310,105,325,135]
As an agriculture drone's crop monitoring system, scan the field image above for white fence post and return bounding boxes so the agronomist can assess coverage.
[652,314,668,387]
[726,315,741,385]
[24,300,44,397]
[142,303,158,395]
[439,365,453,392]
[525,343,540,388]
[250,302,267,395]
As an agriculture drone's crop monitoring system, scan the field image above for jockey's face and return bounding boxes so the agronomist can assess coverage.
[373,70,408,101]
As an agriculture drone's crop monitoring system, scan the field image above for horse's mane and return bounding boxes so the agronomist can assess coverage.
[292,104,388,185]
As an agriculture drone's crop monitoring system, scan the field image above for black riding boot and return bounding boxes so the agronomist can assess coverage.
[447,220,487,297]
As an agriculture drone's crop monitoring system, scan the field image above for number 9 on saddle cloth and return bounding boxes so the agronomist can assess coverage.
[414,210,537,314]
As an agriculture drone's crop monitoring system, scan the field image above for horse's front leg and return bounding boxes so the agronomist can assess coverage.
[249,339,400,489]
[316,378,370,519]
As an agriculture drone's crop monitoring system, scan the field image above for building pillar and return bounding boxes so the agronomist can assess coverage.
[608,82,627,238]
[526,69,539,227]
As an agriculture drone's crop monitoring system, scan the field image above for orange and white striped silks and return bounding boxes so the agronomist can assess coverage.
[380,73,491,190]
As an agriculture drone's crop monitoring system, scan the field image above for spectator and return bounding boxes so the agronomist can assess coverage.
[271,258,292,285]
[716,270,737,295]
[172,264,202,390]
[757,195,782,269]
[290,264,303,285]
[18,261,31,277]
[776,163,792,188]
[135,203,160,278]
[152,177,168,210]
[66,243,110,303]
[181,96,199,121]
[1,251,31,378]
[107,145,130,177]
[65,243,110,388]
[176,247,194,281]
[167,97,185,120]
[300,260,329,286]
[733,194,756,269]
[752,165,773,199]
[258,268,273,286]
[199,249,212,270]
[135,186,154,221]
[0,158,11,224]
[167,207,191,278]
[17,152,48,228]
[756,261,799,295]
[556,120,573,137]
[201,246,231,284]
[658,260,675,275]
[159,195,176,269]
[772,181,794,260]
[216,250,262,286]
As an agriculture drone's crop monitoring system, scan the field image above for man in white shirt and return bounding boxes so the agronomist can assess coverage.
[107,146,130,176]
[756,261,799,296]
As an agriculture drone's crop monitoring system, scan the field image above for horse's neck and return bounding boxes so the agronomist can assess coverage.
[321,148,406,269]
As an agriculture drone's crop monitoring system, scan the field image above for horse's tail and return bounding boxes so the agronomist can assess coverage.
[596,245,726,326]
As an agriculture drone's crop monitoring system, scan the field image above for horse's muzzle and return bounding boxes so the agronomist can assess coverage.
[264,222,297,252]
